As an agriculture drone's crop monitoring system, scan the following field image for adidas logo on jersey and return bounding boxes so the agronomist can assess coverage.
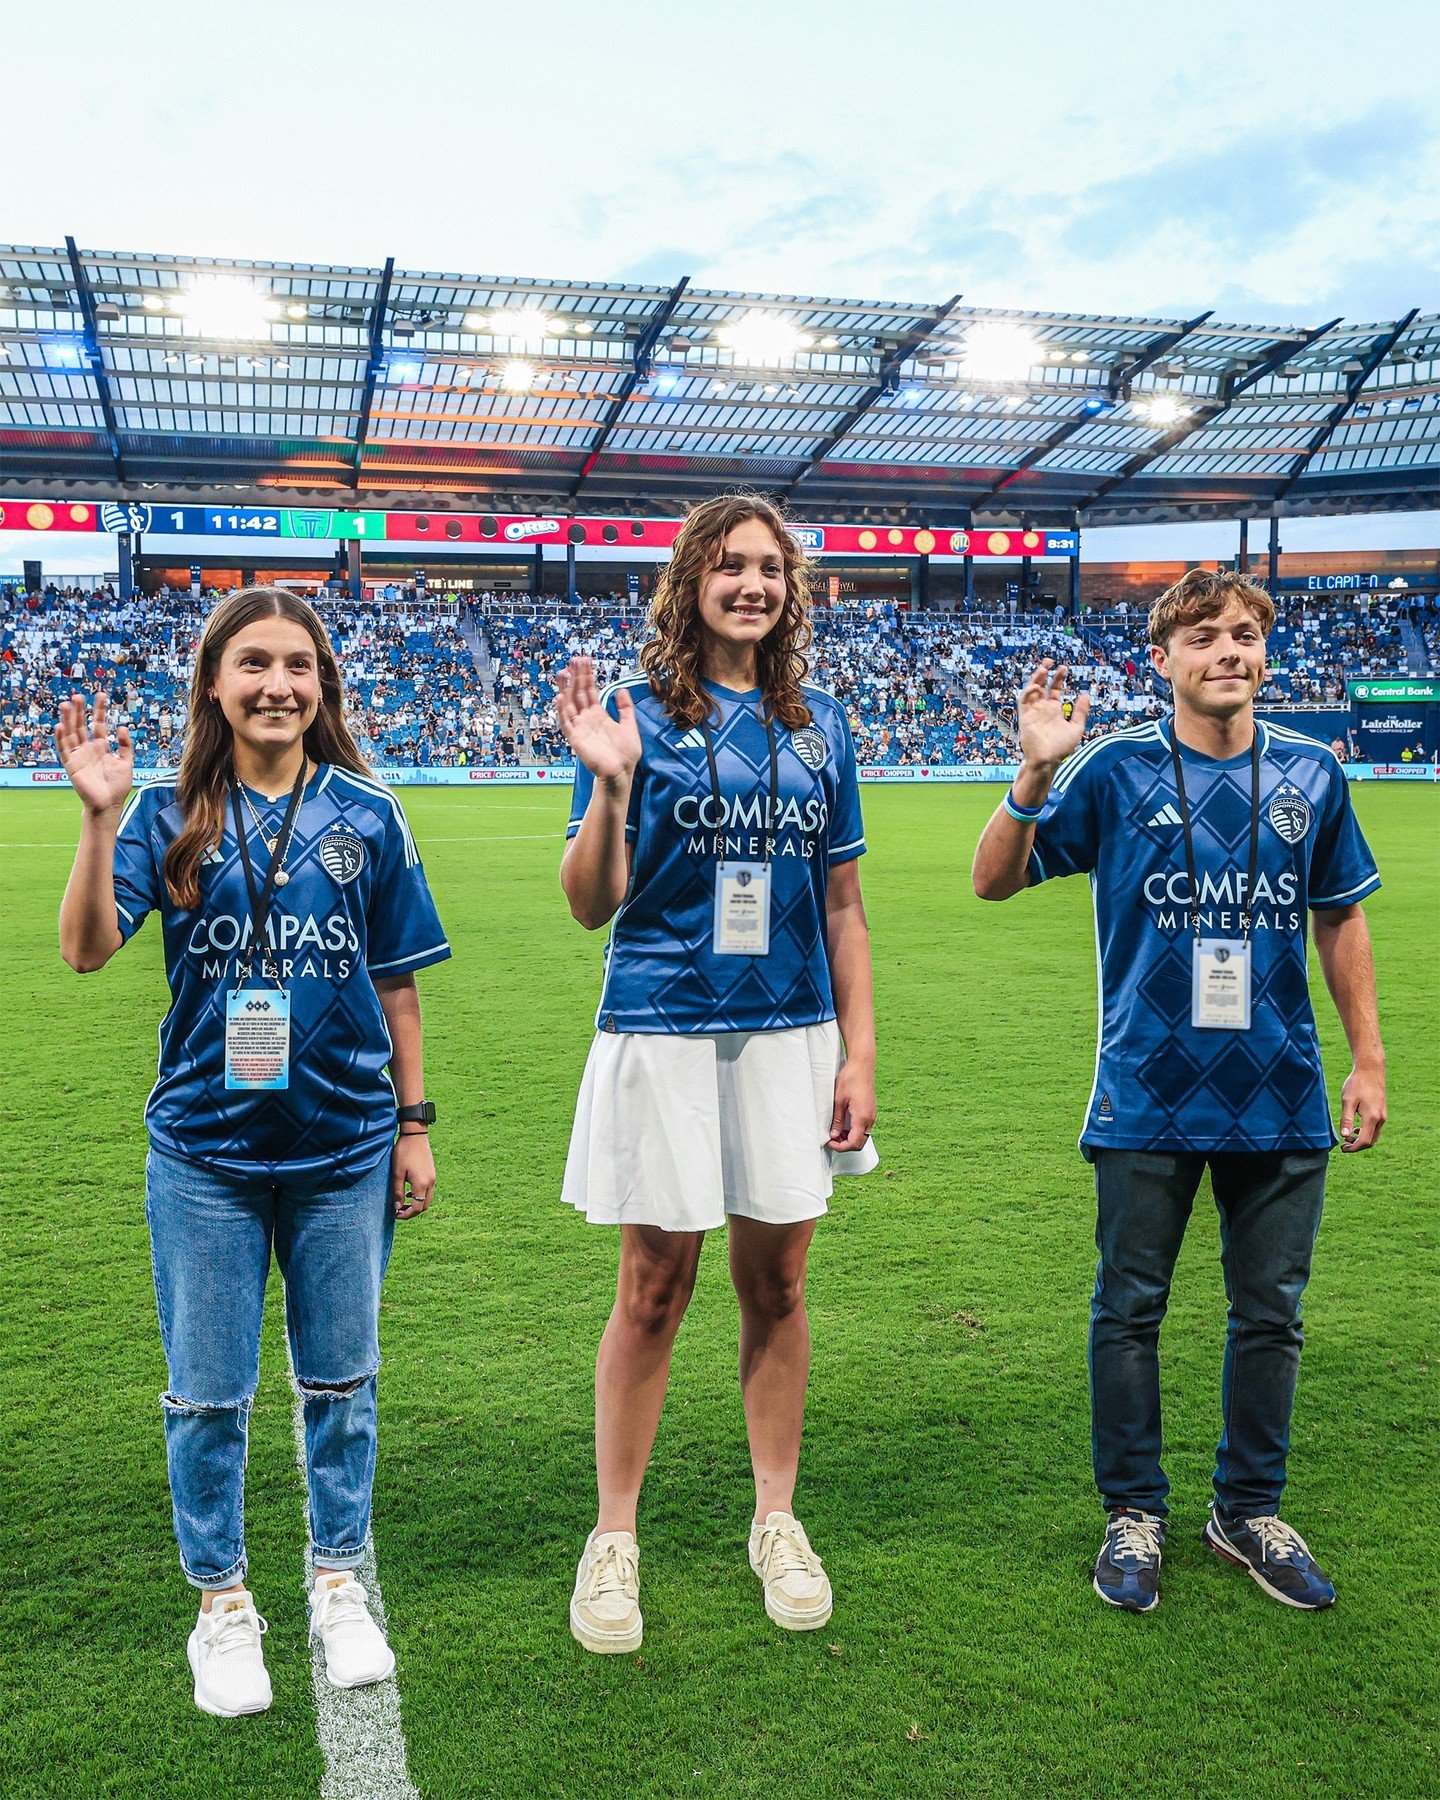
[1145,803,1183,827]
[675,728,706,750]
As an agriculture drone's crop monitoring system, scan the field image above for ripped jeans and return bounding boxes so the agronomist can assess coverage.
[145,1145,394,1590]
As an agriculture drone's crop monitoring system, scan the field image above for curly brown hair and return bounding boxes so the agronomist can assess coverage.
[638,494,814,729]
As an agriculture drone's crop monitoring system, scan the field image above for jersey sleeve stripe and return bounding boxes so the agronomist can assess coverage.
[829,835,866,855]
[115,899,135,924]
[368,940,451,975]
[1310,873,1382,907]
[331,769,420,866]
[1050,722,1160,795]
[116,783,173,840]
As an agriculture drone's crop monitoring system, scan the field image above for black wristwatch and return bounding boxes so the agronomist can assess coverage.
[396,1101,436,1127]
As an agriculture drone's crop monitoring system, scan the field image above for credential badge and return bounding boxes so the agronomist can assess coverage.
[790,725,829,771]
[1267,783,1312,845]
[318,827,365,885]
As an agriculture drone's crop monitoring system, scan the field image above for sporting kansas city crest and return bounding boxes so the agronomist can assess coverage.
[789,725,829,771]
[318,826,366,885]
[1266,782,1312,844]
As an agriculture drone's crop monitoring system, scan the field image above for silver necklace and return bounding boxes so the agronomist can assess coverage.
[237,762,307,884]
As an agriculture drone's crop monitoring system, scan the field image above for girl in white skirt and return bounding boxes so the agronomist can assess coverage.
[555,494,877,1653]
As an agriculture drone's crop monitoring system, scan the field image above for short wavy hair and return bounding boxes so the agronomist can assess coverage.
[638,493,814,729]
[1149,568,1276,650]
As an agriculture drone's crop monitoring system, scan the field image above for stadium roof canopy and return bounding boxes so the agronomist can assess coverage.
[1,242,1436,529]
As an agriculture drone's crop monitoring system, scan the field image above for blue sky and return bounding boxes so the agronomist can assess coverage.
[8,0,1436,322]
[4,0,1436,558]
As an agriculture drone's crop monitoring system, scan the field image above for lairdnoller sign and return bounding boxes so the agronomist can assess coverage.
[1349,679,1440,701]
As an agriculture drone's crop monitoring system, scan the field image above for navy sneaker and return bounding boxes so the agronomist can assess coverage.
[1204,1507,1336,1610]
[1093,1508,1166,1612]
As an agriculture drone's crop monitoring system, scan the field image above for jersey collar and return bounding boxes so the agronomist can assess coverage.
[1161,714,1269,768]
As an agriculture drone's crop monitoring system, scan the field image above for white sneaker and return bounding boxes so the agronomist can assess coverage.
[187,1590,273,1718]
[570,1529,643,1654]
[748,1512,833,1630]
[308,1575,397,1689]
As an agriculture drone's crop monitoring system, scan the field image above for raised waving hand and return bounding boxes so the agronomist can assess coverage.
[555,656,641,783]
[55,690,134,816]
[1017,660,1091,769]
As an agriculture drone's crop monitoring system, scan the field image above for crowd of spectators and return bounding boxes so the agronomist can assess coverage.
[1,581,1428,773]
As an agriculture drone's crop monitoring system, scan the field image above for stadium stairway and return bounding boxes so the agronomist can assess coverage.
[458,608,496,693]
[1399,618,1431,673]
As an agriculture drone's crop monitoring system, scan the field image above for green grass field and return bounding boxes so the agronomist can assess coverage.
[2,784,1436,1800]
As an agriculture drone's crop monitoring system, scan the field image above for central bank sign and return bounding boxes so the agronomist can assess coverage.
[1349,679,1440,702]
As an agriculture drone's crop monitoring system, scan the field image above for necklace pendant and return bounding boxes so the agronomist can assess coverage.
[274,870,290,886]
[264,836,278,855]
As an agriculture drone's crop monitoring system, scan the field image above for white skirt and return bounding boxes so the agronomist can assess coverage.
[561,1019,880,1230]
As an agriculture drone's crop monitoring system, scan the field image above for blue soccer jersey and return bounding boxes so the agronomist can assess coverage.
[112,763,451,1183]
[566,676,866,1033]
[1027,718,1380,1156]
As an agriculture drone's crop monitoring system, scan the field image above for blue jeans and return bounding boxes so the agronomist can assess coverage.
[1089,1149,1328,1520]
[145,1145,394,1590]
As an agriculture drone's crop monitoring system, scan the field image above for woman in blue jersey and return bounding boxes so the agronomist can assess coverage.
[55,588,450,1718]
[556,495,877,1653]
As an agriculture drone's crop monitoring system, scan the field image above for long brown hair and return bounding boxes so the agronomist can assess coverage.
[164,586,371,909]
[638,494,813,729]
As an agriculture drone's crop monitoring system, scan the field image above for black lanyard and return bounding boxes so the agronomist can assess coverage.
[1169,723,1261,940]
[698,706,780,864]
[230,762,307,980]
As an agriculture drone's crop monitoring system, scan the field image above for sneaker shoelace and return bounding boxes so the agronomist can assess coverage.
[207,1604,268,1658]
[756,1519,823,1584]
[582,1540,639,1603]
[313,1580,374,1631]
[1243,1516,1311,1565]
[1108,1514,1164,1566]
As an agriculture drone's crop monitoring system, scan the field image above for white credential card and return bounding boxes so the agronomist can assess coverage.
[225,986,292,1089]
[713,861,772,956]
[1191,939,1252,1031]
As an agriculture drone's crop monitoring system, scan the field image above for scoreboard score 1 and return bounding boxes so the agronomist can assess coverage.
[95,505,383,539]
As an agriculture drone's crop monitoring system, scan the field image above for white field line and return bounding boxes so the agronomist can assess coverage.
[286,1345,420,1800]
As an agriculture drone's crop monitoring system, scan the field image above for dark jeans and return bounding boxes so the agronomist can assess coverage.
[1089,1149,1328,1520]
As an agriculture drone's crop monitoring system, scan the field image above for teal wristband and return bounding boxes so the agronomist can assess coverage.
[1003,788,1044,823]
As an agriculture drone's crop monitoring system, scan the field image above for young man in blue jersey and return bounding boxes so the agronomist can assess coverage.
[973,569,1386,1614]
[56,590,450,1715]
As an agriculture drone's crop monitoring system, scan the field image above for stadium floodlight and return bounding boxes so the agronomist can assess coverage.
[387,359,421,383]
[1081,393,1114,415]
[487,307,559,344]
[141,294,166,312]
[1138,392,1190,426]
[957,321,1041,383]
[286,302,308,320]
[569,318,594,334]
[501,358,536,392]
[716,313,812,366]
[174,275,280,339]
[1071,350,1090,361]
[49,341,82,366]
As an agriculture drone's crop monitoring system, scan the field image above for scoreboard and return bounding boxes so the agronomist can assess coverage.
[93,503,382,540]
[0,499,1081,559]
